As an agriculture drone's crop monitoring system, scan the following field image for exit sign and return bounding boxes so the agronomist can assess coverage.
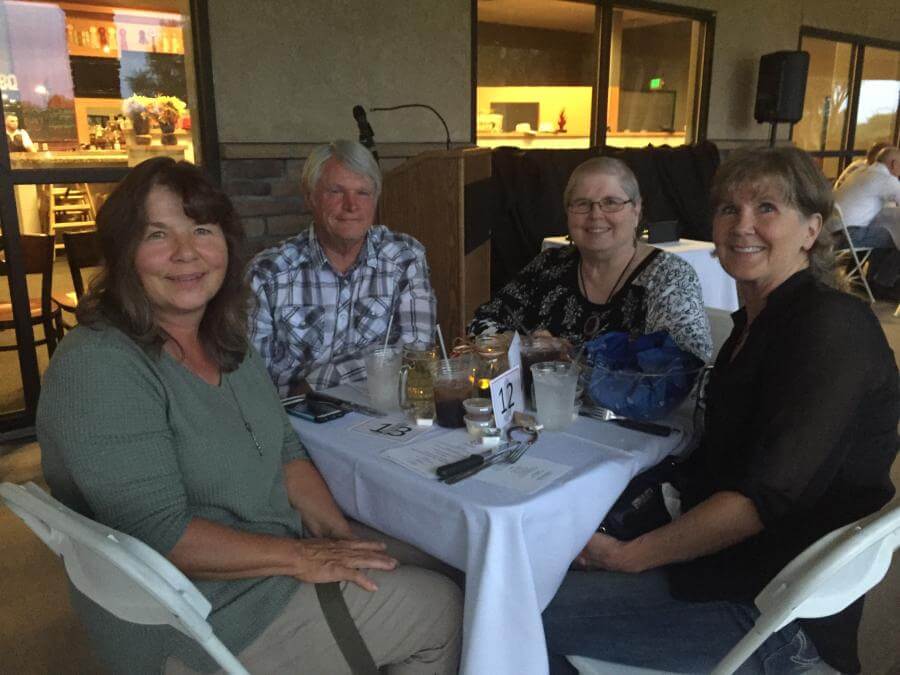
[649,78,663,90]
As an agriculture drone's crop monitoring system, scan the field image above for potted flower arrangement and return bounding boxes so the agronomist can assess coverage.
[148,95,186,145]
[122,94,154,144]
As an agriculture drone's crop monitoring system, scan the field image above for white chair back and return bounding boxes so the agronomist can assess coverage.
[0,481,250,675]
[568,500,900,675]
[831,202,875,303]
[705,306,733,361]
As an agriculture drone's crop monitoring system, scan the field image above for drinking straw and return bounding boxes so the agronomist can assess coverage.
[382,311,395,353]
[436,324,450,366]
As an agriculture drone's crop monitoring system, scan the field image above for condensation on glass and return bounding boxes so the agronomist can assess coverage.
[604,8,705,148]
[0,0,197,170]
[476,0,598,150]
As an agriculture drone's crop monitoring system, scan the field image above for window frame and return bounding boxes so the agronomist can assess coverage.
[470,0,715,148]
[794,26,900,176]
[0,0,220,432]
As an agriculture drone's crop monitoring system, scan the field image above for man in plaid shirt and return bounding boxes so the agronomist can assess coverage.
[248,140,437,396]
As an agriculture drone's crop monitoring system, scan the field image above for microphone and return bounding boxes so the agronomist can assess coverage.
[352,105,379,163]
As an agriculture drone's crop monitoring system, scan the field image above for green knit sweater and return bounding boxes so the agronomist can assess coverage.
[37,323,309,674]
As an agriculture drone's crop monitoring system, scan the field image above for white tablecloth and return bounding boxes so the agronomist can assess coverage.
[291,385,689,675]
[541,236,740,312]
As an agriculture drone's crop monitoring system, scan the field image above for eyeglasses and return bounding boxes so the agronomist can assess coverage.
[567,198,634,214]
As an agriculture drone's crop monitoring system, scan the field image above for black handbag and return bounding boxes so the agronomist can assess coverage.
[598,457,678,540]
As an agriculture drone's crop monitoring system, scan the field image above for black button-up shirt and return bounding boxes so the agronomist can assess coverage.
[671,270,899,672]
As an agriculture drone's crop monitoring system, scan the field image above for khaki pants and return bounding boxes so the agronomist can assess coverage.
[165,524,463,674]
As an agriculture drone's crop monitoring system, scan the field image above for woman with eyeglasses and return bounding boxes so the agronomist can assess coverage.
[468,157,712,361]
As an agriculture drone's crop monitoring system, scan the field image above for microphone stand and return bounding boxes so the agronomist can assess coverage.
[370,103,452,150]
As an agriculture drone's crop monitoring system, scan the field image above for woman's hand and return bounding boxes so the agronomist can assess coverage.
[293,538,398,592]
[574,532,634,572]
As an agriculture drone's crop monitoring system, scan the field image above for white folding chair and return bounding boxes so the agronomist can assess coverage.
[0,481,250,675]
[568,500,900,675]
[830,203,876,303]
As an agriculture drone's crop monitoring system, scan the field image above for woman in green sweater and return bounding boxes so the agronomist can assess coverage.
[37,157,461,674]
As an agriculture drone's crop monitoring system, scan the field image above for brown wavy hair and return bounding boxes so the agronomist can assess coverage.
[77,157,250,371]
[710,145,838,286]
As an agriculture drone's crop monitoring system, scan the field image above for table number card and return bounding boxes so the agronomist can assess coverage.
[489,365,524,431]
[351,418,435,444]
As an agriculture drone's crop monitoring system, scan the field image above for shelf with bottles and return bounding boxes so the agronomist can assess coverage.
[64,12,185,58]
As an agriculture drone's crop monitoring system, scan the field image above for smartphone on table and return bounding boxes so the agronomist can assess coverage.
[285,398,347,423]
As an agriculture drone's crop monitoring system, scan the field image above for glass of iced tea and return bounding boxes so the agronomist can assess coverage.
[398,343,438,420]
[432,359,475,428]
[520,335,568,409]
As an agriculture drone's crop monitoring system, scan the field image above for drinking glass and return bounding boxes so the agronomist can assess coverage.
[531,361,579,431]
[363,345,403,411]
[433,359,475,428]
[398,343,438,419]
[520,335,568,409]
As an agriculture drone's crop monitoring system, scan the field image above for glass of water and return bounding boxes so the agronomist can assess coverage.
[530,361,579,431]
[364,345,403,411]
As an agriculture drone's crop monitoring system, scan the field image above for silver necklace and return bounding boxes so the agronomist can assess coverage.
[579,246,638,305]
[224,376,263,456]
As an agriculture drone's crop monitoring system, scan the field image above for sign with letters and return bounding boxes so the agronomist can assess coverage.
[489,365,524,431]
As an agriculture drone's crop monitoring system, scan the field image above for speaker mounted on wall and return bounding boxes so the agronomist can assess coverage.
[754,51,810,124]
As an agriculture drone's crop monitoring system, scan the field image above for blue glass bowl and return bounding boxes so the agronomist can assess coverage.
[588,362,703,421]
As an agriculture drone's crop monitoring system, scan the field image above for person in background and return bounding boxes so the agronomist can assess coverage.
[543,146,898,674]
[834,146,900,250]
[5,113,35,152]
[37,157,461,675]
[248,139,437,396]
[468,156,711,362]
[832,140,890,190]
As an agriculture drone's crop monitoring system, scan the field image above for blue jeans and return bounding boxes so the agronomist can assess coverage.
[847,223,895,250]
[543,569,822,674]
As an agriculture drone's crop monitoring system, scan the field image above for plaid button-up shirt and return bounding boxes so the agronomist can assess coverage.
[248,225,437,395]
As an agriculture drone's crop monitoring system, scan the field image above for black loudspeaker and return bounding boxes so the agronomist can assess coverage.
[754,51,810,124]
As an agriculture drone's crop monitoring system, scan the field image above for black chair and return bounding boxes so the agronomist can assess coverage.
[0,233,64,358]
[52,229,101,330]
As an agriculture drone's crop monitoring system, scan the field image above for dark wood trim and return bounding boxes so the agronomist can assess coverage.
[800,26,900,52]
[844,44,865,166]
[190,0,221,184]
[595,1,614,147]
[695,14,715,142]
[612,0,715,23]
[10,167,129,185]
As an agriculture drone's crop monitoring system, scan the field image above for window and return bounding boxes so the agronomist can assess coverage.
[1,0,201,169]
[793,29,900,180]
[474,0,713,149]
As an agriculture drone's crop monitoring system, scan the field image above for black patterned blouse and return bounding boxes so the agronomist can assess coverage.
[468,245,713,362]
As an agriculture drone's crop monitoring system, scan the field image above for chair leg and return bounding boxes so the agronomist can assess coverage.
[43,316,57,358]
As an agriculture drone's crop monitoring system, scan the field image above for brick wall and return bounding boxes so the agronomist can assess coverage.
[221,158,309,252]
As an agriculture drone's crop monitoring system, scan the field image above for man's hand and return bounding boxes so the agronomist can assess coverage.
[292,538,397,592]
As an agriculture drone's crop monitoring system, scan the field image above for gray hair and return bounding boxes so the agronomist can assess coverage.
[563,156,642,208]
[301,139,382,198]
